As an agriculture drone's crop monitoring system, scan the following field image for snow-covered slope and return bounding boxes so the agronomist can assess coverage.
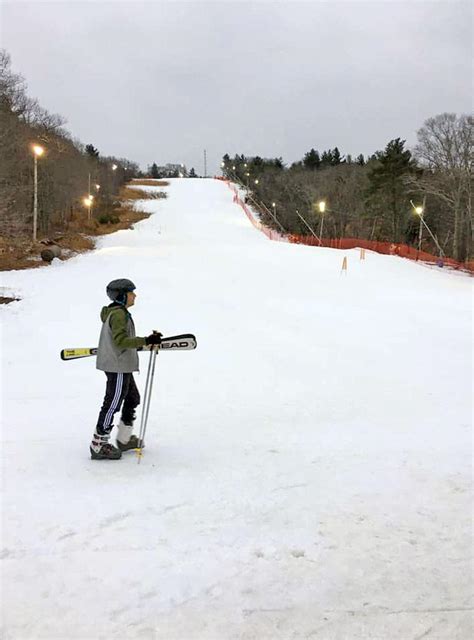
[1,179,472,639]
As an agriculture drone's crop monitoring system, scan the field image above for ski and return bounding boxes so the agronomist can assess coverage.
[61,347,98,360]
[60,333,197,361]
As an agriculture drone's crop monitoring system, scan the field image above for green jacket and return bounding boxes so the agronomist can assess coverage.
[96,304,146,373]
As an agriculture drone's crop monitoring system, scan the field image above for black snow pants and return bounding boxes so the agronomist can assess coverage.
[96,372,140,435]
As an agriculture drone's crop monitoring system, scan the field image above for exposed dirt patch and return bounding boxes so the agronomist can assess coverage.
[0,296,20,304]
[121,187,167,200]
[130,179,169,187]
[0,182,164,272]
[0,236,47,271]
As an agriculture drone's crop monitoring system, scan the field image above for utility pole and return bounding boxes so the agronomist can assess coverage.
[203,149,207,178]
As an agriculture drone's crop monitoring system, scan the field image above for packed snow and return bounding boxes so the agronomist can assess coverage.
[1,178,472,639]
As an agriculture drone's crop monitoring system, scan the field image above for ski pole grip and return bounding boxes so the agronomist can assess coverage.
[152,330,162,350]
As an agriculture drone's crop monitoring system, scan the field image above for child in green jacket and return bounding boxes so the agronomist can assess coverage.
[91,278,161,460]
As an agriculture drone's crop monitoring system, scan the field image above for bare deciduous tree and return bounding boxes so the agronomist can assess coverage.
[0,49,138,239]
[408,113,473,260]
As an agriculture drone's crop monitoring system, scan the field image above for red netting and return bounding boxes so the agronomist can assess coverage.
[220,179,474,275]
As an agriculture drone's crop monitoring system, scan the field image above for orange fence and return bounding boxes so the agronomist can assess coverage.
[220,179,474,274]
[288,234,474,273]
[226,181,289,242]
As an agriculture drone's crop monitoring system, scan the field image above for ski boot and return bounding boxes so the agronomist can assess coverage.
[90,433,122,460]
[116,419,144,452]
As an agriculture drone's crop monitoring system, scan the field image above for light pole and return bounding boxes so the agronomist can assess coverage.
[262,200,285,233]
[318,200,326,246]
[415,205,423,250]
[111,164,118,194]
[412,196,426,251]
[410,198,443,257]
[32,144,44,241]
[83,195,93,220]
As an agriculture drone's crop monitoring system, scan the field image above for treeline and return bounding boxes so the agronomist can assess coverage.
[0,50,139,237]
[222,113,473,262]
[147,163,199,179]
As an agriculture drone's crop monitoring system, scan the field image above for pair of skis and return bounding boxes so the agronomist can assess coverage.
[60,333,196,361]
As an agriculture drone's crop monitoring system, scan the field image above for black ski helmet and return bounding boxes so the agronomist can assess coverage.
[106,278,136,304]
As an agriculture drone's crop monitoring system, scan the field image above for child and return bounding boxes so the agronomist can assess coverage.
[90,278,162,460]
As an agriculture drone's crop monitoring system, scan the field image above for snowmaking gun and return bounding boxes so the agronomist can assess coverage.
[60,333,197,361]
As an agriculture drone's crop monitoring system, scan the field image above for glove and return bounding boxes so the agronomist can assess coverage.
[145,332,163,346]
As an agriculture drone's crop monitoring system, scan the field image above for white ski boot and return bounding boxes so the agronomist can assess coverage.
[90,432,122,460]
[116,419,144,452]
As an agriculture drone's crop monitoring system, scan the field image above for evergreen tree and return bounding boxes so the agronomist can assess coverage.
[150,162,160,178]
[366,138,418,242]
[368,151,383,162]
[356,154,365,166]
[85,144,99,158]
[320,149,333,167]
[290,161,304,170]
[189,167,197,178]
[303,148,321,170]
[221,153,231,175]
[331,147,343,165]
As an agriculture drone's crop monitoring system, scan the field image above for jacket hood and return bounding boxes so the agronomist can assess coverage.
[100,303,126,322]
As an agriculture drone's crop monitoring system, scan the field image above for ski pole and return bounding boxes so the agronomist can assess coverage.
[136,345,159,463]
[142,348,158,444]
[136,348,153,462]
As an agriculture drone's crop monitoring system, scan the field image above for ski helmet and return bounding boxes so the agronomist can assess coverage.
[106,278,136,304]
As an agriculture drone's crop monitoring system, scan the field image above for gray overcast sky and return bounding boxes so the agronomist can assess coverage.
[1,0,472,173]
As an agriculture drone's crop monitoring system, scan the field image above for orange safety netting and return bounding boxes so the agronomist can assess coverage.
[220,179,474,275]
